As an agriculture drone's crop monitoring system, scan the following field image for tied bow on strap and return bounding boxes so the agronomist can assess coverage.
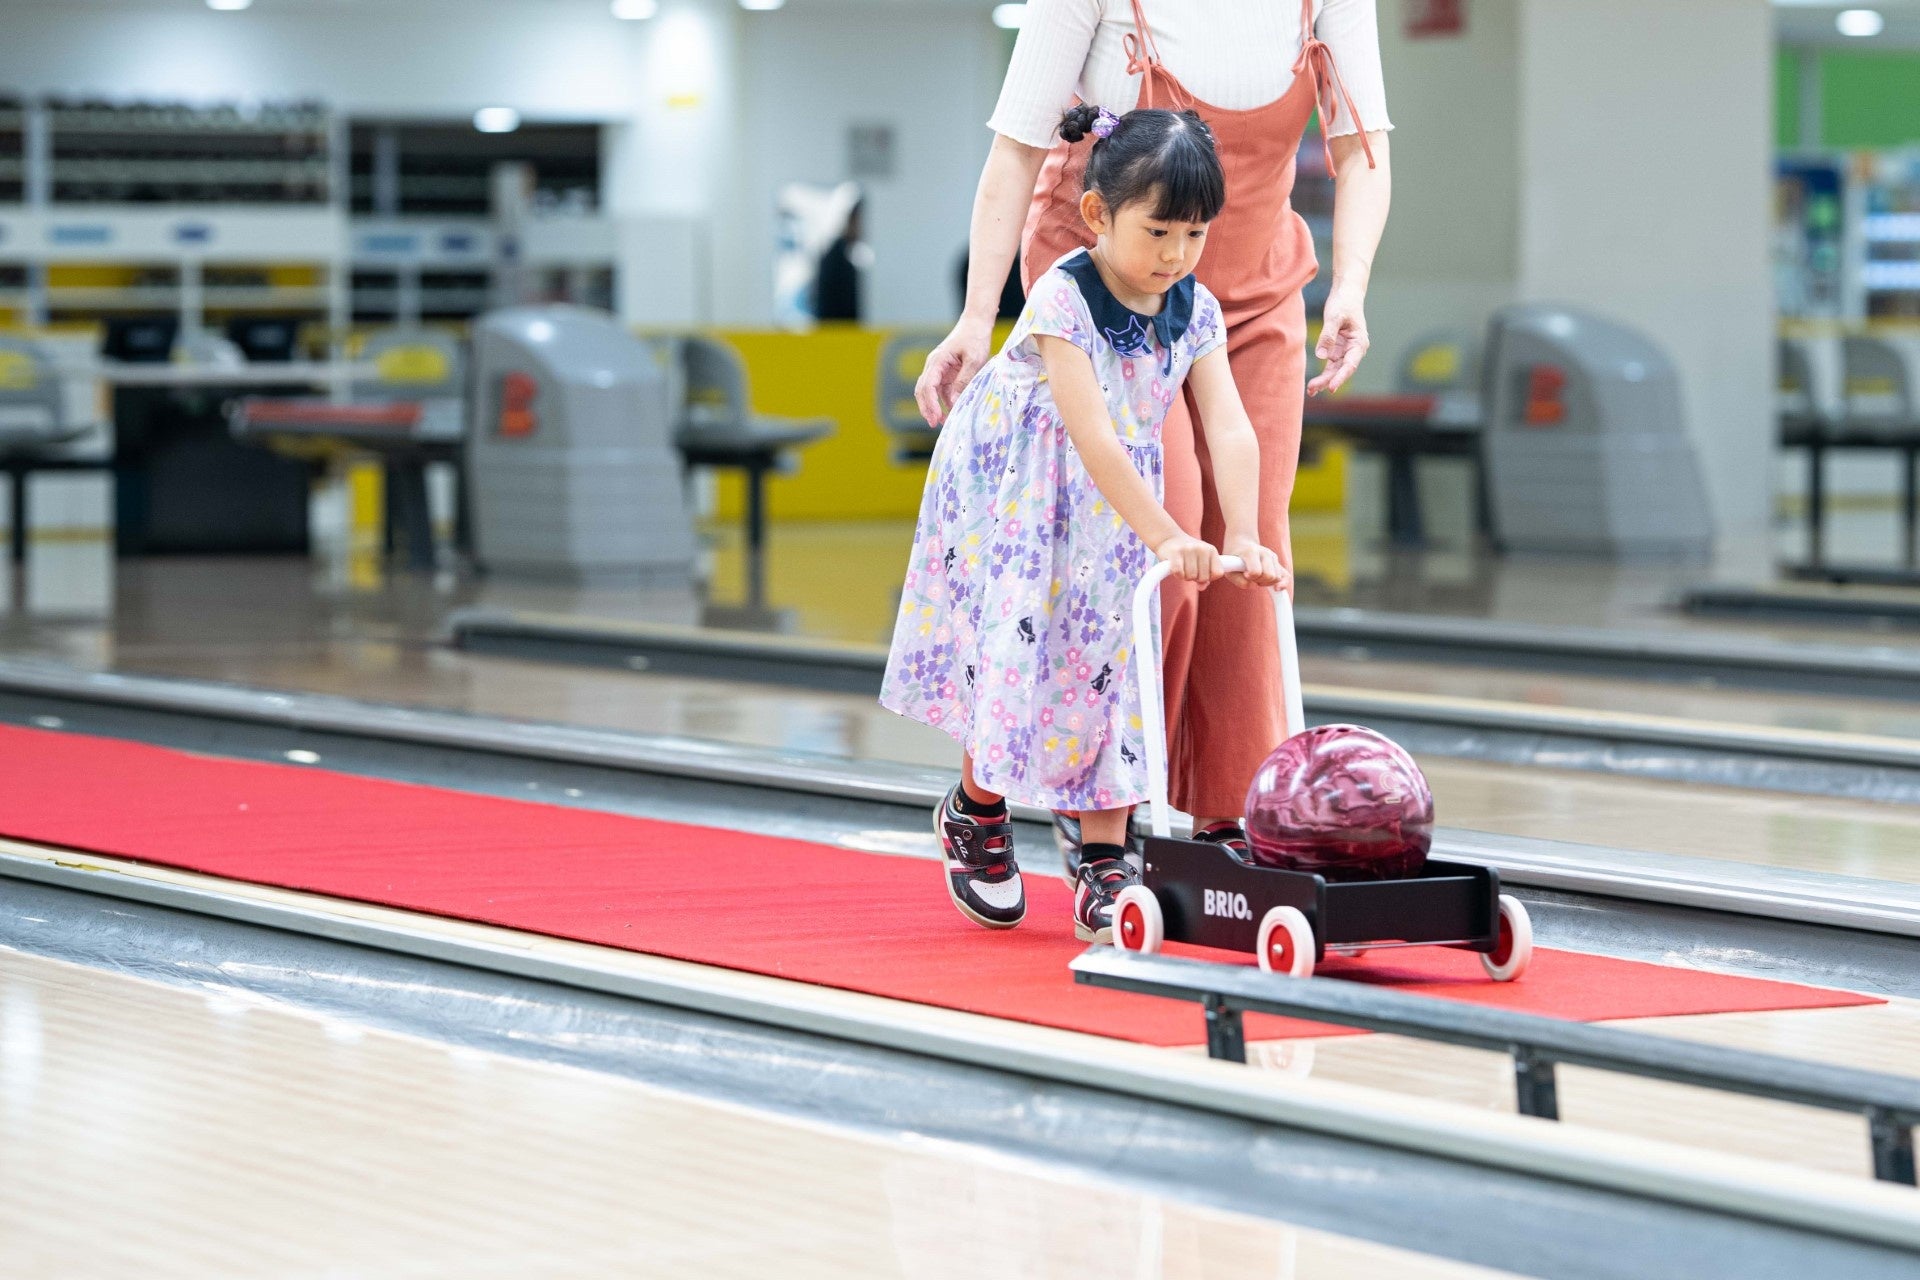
[1122,32,1159,105]
[1294,36,1377,175]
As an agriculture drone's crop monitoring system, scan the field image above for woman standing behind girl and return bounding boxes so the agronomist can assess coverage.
[881,105,1285,942]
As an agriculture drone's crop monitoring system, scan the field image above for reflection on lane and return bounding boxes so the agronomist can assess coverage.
[0,948,1522,1280]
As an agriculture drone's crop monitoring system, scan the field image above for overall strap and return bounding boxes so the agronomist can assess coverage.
[1124,0,1165,106]
[1294,0,1378,173]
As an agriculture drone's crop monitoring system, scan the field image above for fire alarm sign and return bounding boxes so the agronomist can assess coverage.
[1405,0,1465,38]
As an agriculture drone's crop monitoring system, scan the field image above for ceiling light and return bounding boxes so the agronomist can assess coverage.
[207,0,253,10]
[740,0,786,9]
[1837,8,1885,35]
[473,107,521,134]
[611,0,658,17]
[993,3,1027,28]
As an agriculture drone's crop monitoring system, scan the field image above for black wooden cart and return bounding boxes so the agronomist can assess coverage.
[1114,558,1531,980]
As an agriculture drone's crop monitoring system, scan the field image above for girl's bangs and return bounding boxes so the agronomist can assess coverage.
[1146,154,1226,223]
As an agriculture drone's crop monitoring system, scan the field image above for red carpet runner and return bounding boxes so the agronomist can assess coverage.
[0,725,1879,1046]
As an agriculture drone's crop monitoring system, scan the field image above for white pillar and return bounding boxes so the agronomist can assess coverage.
[1366,0,1523,386]
[603,0,740,328]
[1514,0,1776,551]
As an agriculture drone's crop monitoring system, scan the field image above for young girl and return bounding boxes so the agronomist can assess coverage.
[881,105,1286,942]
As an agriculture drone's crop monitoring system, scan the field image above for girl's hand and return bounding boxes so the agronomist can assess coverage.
[915,318,993,426]
[1155,533,1224,586]
[1307,288,1370,397]
[1221,537,1288,591]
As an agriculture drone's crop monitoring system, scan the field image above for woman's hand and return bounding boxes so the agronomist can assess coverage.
[1220,536,1288,591]
[915,317,994,426]
[1307,287,1370,397]
[1155,533,1225,586]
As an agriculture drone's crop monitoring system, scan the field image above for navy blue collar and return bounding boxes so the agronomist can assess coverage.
[1061,249,1194,373]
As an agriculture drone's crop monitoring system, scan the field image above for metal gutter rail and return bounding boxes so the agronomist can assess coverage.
[1680,585,1920,630]
[1291,607,1920,698]
[1071,948,1920,1186]
[455,605,1920,700]
[446,611,1920,781]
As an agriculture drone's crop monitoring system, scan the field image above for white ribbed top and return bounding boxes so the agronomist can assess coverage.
[988,0,1393,150]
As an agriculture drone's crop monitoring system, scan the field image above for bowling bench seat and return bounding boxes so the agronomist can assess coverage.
[875,330,943,465]
[0,337,110,564]
[1777,333,1920,581]
[227,330,469,571]
[671,335,832,566]
[228,398,462,570]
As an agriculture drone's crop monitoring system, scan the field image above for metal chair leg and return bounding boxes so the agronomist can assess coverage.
[1807,441,1827,566]
[745,462,770,609]
[1386,450,1424,547]
[1904,447,1918,569]
[385,458,435,572]
[10,467,27,566]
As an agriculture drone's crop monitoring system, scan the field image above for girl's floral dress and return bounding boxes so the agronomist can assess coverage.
[880,249,1226,811]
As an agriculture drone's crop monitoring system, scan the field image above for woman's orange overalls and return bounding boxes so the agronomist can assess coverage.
[1020,0,1373,816]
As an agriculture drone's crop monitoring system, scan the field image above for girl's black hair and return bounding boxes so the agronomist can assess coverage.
[1058,105,1226,224]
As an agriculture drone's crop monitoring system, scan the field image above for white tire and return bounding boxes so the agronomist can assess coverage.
[1482,894,1533,982]
[1113,885,1163,954]
[1256,905,1315,978]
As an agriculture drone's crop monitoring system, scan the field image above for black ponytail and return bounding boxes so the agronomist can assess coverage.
[1056,105,1225,224]
[1059,103,1103,145]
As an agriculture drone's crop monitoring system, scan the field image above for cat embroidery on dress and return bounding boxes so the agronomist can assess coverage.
[1017,616,1036,644]
[1090,663,1113,694]
[1103,313,1153,359]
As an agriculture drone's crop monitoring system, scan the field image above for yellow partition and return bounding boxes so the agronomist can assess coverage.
[714,327,927,521]
[1293,441,1346,513]
[712,326,1346,521]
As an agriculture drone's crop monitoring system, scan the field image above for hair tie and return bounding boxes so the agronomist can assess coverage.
[1091,107,1120,140]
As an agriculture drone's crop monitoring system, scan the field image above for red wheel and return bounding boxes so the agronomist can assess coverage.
[1256,906,1315,978]
[1482,895,1533,982]
[1113,885,1162,954]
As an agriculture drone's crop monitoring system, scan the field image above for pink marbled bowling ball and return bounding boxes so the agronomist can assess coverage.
[1243,725,1433,882]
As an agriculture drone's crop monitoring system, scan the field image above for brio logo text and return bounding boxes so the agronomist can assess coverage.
[1203,889,1253,920]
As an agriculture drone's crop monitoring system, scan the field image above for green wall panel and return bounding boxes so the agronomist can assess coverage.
[1819,52,1920,149]
[1777,50,1801,149]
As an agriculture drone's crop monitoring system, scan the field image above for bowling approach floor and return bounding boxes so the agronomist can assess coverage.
[5,528,1920,1273]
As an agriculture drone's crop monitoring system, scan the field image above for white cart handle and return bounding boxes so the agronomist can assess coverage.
[1130,556,1304,838]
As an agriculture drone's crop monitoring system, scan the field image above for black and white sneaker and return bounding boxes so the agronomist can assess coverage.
[1073,852,1140,944]
[1192,822,1252,861]
[1052,811,1143,885]
[935,785,1026,930]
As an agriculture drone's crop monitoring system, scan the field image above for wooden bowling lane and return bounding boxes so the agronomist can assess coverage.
[91,640,962,774]
[0,946,1523,1280]
[1242,998,1920,1181]
[1298,650,1920,741]
[1421,756,1920,883]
